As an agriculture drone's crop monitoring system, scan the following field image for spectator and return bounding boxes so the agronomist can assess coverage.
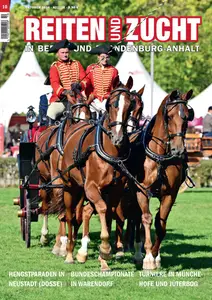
[203,106,212,137]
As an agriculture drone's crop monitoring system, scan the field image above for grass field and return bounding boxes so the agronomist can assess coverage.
[0,187,212,300]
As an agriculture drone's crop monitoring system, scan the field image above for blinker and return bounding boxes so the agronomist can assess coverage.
[188,108,194,121]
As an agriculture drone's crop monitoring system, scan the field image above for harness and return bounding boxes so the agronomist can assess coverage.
[141,98,195,195]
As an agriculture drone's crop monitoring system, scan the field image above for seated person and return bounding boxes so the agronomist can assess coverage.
[85,44,119,119]
[46,39,88,125]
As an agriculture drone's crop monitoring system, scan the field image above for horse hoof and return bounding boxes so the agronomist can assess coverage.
[76,252,87,264]
[99,252,112,260]
[99,246,112,260]
[101,266,111,272]
[52,246,60,256]
[64,259,74,264]
[59,248,67,257]
[155,254,161,269]
[143,261,156,270]
[115,251,124,259]
[40,236,48,245]
[133,258,143,265]
[98,256,111,272]
[155,260,161,269]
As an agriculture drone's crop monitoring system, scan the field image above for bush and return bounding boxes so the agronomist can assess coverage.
[0,157,19,187]
[189,160,212,188]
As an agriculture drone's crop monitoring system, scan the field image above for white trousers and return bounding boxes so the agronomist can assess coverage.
[47,102,65,120]
[90,98,107,119]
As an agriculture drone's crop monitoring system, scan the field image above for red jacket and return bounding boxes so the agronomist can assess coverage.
[49,59,87,103]
[85,64,119,102]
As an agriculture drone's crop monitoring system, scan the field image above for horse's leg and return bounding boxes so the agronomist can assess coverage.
[40,189,49,245]
[85,182,111,271]
[114,202,125,259]
[52,215,67,256]
[76,203,94,263]
[98,199,113,272]
[59,216,67,257]
[137,191,155,270]
[64,190,75,264]
[124,216,135,252]
[152,194,177,268]
[73,192,85,241]
[134,210,144,265]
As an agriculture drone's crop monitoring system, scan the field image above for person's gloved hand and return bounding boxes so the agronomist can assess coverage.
[71,82,82,93]
[62,89,72,96]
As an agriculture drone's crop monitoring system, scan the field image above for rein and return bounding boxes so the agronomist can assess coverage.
[95,113,131,163]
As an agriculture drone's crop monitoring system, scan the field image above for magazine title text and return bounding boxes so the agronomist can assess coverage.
[24,16,202,43]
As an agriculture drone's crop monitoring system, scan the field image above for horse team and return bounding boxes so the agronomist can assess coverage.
[34,76,194,271]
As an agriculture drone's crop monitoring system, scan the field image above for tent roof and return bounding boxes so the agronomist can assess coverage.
[115,42,167,117]
[0,43,52,129]
[188,84,212,118]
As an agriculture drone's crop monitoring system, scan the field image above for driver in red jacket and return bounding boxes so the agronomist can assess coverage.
[47,39,87,125]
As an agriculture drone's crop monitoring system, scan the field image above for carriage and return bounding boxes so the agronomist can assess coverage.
[12,85,196,271]
[13,106,45,247]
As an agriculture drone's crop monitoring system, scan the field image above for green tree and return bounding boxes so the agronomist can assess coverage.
[0,0,211,98]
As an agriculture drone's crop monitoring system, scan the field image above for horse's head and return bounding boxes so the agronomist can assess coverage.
[162,89,194,156]
[127,85,145,133]
[66,93,91,122]
[106,76,136,147]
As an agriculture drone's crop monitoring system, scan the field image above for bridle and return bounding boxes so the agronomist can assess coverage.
[127,90,143,130]
[163,99,194,142]
[144,97,194,162]
[106,87,139,130]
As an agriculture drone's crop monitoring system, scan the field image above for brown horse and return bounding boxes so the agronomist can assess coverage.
[76,85,145,262]
[35,93,91,255]
[133,89,194,269]
[49,76,143,271]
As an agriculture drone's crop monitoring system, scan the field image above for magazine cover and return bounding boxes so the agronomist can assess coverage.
[0,0,212,300]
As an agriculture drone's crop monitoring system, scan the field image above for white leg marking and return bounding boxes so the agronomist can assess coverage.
[41,215,48,236]
[115,95,125,135]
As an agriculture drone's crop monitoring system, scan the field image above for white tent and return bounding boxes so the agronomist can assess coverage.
[115,42,167,117]
[0,43,52,129]
[188,84,212,118]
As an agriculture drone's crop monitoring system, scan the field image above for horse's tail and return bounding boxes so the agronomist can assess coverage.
[47,187,65,217]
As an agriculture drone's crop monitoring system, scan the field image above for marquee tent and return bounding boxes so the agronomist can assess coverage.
[115,42,167,117]
[0,43,52,129]
[188,84,212,118]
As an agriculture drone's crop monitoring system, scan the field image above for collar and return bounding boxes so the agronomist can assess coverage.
[58,59,72,64]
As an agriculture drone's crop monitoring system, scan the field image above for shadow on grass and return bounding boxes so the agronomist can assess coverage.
[31,229,212,270]
[159,230,212,269]
[161,256,212,270]
[183,189,212,193]
[166,230,206,241]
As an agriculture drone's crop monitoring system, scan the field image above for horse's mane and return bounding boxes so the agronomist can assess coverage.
[157,94,170,116]
[157,90,184,117]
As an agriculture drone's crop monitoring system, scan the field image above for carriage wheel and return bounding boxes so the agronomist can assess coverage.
[20,189,27,241]
[25,194,31,248]
[20,217,26,241]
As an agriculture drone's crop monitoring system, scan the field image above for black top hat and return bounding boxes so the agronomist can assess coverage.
[88,44,117,57]
[48,39,77,53]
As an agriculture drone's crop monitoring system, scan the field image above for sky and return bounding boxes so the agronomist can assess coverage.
[10,0,23,7]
